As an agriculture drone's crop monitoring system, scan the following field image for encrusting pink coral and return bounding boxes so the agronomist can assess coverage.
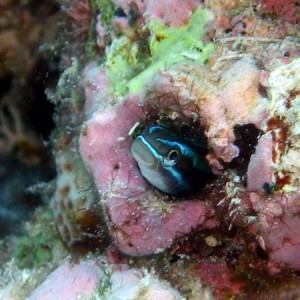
[109,268,183,299]
[78,57,272,257]
[255,0,300,24]
[146,59,266,169]
[248,192,300,274]
[77,51,300,299]
[79,96,211,255]
[144,0,198,26]
[28,261,103,300]
[112,0,199,27]
[83,62,113,118]
[28,259,183,299]
[247,132,274,192]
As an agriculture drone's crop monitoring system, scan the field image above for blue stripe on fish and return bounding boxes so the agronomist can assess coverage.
[131,124,212,196]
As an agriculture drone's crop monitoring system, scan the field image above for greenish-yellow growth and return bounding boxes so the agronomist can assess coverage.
[105,7,215,95]
[105,37,150,95]
[85,0,115,60]
[95,269,111,298]
[13,207,67,268]
[92,0,115,26]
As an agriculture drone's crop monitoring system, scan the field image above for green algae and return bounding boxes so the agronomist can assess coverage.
[93,0,115,27]
[105,36,150,95]
[105,7,215,96]
[95,269,111,298]
[85,0,115,60]
[13,207,67,269]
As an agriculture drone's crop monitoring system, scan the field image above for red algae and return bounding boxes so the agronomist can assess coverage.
[255,0,300,24]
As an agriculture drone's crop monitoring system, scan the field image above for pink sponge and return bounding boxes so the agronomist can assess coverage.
[112,0,198,26]
[249,192,300,274]
[144,0,198,26]
[28,261,103,300]
[79,96,210,256]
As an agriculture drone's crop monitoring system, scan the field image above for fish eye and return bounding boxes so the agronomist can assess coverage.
[163,149,181,166]
[168,150,180,161]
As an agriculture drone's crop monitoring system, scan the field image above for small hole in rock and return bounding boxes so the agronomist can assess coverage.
[229,124,262,175]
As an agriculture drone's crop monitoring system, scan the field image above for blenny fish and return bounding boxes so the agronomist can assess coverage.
[131,124,212,196]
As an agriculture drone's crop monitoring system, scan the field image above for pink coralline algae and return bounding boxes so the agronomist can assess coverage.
[28,261,103,300]
[79,96,211,256]
[75,54,300,299]
[146,59,266,169]
[83,62,113,118]
[112,0,198,27]
[247,132,273,192]
[255,0,300,24]
[108,268,183,299]
[29,259,183,299]
[248,192,300,274]
[144,0,198,26]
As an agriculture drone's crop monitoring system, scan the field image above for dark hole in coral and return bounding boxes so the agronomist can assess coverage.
[141,118,213,195]
[256,243,269,260]
[115,7,127,17]
[262,182,275,194]
[169,229,204,256]
[27,0,60,19]
[169,253,181,264]
[0,75,12,99]
[226,249,242,269]
[0,39,59,237]
[70,205,111,254]
[113,163,120,170]
[72,235,111,255]
[258,83,268,98]
[229,124,262,175]
[22,57,58,139]
[128,4,140,26]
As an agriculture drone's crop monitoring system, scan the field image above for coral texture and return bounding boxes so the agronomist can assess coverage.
[255,0,300,23]
[112,0,198,26]
[246,132,273,192]
[28,261,103,300]
[28,259,183,300]
[79,96,211,255]
[47,1,300,299]
[108,268,183,299]
[249,192,300,274]
[146,58,266,169]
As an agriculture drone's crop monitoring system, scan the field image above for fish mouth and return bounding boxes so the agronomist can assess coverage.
[131,138,158,168]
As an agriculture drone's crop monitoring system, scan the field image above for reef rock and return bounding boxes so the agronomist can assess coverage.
[79,96,210,256]
[29,259,183,300]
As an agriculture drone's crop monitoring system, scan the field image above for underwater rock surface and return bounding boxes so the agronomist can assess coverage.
[48,0,300,297]
[29,258,183,300]
[3,0,298,299]
[79,96,211,255]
